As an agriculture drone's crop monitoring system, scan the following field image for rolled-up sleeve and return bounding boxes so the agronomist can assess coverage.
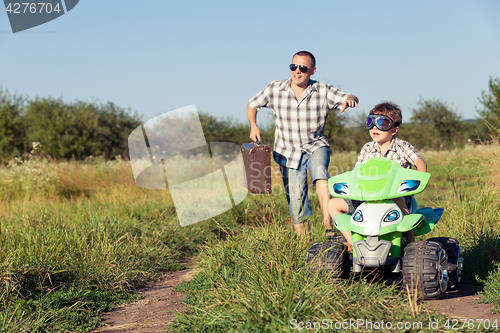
[326,86,349,110]
[404,142,422,163]
[248,84,272,111]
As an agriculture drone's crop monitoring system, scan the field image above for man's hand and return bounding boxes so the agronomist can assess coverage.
[247,103,261,142]
[340,95,359,113]
[249,125,261,143]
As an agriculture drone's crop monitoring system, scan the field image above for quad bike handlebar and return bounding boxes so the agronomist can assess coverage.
[328,156,431,201]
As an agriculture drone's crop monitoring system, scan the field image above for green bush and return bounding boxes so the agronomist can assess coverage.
[0,88,26,161]
[480,261,500,312]
[0,88,141,162]
[478,77,500,135]
[24,98,141,160]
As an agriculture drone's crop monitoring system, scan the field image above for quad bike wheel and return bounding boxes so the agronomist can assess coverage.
[402,240,449,299]
[427,237,463,290]
[306,236,349,279]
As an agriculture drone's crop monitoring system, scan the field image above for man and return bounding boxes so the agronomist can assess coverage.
[247,51,358,237]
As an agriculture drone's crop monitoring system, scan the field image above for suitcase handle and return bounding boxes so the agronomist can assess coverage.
[246,142,271,153]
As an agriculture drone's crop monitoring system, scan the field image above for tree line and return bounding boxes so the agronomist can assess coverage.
[0,77,499,162]
[203,77,500,152]
[0,89,141,162]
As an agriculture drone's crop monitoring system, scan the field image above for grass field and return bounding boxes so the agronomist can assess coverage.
[170,144,500,332]
[0,143,499,332]
[0,156,238,332]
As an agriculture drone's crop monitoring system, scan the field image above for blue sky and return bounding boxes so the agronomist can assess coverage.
[1,0,499,129]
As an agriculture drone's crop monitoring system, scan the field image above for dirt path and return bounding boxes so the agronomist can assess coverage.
[92,259,199,333]
[423,284,500,321]
[92,261,498,332]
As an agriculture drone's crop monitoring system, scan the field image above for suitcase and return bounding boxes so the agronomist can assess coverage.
[241,142,272,194]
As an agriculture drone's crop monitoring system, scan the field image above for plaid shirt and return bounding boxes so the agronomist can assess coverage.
[248,78,348,169]
[355,137,422,169]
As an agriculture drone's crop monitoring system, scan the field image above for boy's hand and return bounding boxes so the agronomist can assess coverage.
[341,95,359,113]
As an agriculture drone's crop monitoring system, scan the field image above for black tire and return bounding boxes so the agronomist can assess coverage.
[427,237,463,290]
[306,237,349,279]
[402,240,449,299]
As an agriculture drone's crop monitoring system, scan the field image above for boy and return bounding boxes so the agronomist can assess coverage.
[327,101,427,247]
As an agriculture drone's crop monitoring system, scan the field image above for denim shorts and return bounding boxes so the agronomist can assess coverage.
[279,147,330,224]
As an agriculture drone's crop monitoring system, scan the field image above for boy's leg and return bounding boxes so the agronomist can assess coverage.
[405,230,416,243]
[327,198,353,244]
[393,197,410,215]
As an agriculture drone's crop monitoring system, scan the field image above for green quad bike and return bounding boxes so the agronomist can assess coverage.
[306,157,464,299]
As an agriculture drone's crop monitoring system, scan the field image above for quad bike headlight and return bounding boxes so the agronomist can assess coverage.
[353,210,363,222]
[384,210,400,222]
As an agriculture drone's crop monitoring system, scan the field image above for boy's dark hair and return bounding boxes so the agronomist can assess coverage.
[369,101,402,126]
[293,51,316,68]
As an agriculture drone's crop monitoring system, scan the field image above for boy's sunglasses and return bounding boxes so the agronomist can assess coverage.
[289,64,309,73]
[366,114,400,131]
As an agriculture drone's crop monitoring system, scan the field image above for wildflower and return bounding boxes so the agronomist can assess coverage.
[32,142,42,152]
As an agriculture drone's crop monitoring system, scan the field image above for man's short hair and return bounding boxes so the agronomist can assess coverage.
[369,101,402,126]
[293,51,316,68]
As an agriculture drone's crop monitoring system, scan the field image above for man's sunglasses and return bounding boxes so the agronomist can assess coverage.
[366,114,400,131]
[289,64,309,73]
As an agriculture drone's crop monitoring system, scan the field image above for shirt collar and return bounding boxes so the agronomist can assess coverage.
[368,137,398,153]
[387,137,398,152]
[279,78,319,92]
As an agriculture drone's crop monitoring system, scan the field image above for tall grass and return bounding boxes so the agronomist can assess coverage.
[418,145,500,283]
[0,156,238,332]
[171,209,446,332]
[418,143,500,311]
[171,143,500,332]
[2,141,500,331]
